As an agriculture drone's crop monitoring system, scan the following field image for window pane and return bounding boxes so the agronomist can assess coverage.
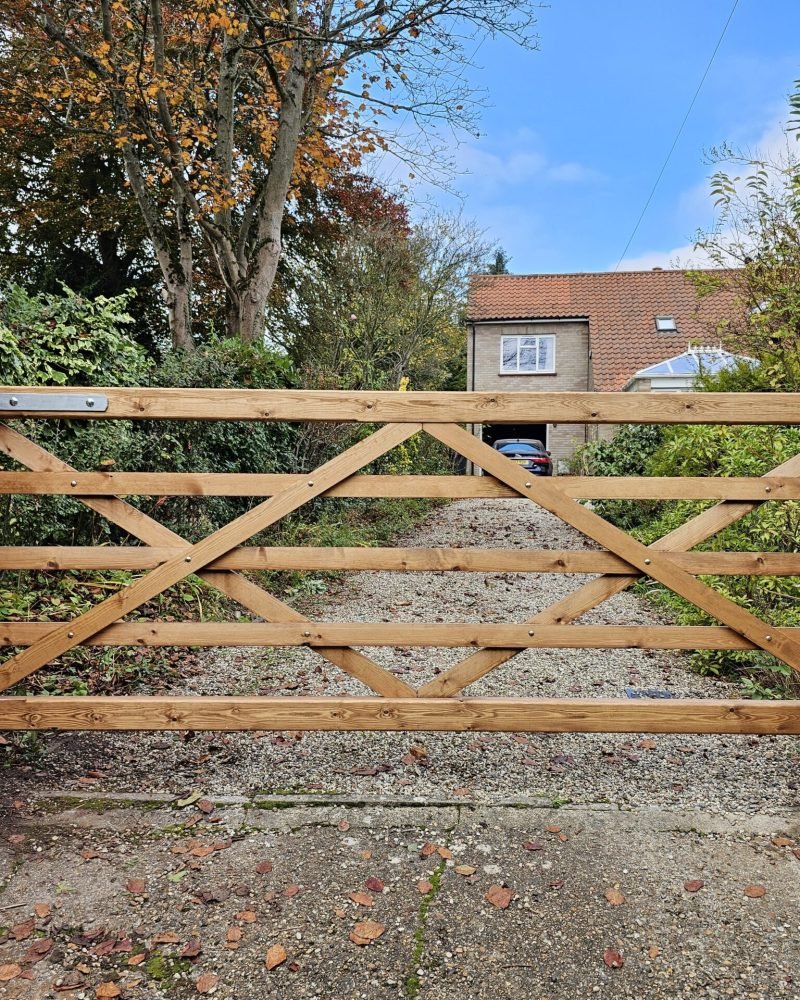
[521,336,538,348]
[538,336,554,370]
[501,338,518,371]
[519,347,537,370]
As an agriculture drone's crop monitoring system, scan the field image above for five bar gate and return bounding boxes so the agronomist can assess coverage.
[1,386,800,735]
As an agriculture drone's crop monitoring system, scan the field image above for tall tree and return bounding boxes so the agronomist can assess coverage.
[272,185,492,391]
[0,1,539,350]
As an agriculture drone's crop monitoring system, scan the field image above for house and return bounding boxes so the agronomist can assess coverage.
[466,268,743,472]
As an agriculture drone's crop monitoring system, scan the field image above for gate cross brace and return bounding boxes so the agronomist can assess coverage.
[422,423,800,696]
[0,422,419,695]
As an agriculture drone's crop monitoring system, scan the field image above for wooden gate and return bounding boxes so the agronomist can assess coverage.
[1,386,800,734]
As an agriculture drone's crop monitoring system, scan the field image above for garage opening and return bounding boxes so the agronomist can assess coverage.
[481,422,549,450]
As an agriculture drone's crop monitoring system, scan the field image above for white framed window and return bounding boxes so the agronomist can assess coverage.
[500,334,555,374]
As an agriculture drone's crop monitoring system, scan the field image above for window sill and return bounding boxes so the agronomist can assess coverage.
[498,371,557,376]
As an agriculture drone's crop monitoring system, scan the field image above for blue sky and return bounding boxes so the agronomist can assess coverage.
[396,0,800,273]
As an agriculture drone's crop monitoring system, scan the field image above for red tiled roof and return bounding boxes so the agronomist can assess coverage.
[468,270,743,391]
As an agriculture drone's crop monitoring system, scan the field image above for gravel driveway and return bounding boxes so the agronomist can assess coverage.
[14,497,799,816]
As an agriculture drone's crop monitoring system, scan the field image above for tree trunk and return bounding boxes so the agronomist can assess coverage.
[233,53,308,344]
[164,277,194,351]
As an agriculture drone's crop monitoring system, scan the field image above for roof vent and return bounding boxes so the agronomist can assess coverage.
[652,266,664,271]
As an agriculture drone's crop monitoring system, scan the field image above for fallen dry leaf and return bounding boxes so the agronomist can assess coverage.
[255,860,273,874]
[334,906,347,919]
[683,880,705,893]
[455,865,477,877]
[0,966,22,983]
[266,944,288,970]
[417,880,433,894]
[349,920,385,946]
[126,878,146,894]
[360,849,372,860]
[80,849,100,861]
[549,879,565,890]
[337,820,350,832]
[437,847,453,860]
[128,954,147,966]
[349,892,374,907]
[545,825,562,834]
[225,927,242,949]
[10,919,34,941]
[95,984,122,999]
[152,932,180,944]
[638,738,657,750]
[284,885,300,899]
[365,877,385,893]
[485,885,513,909]
[235,910,257,923]
[604,888,625,906]
[191,846,216,859]
[744,884,766,898]
[522,841,544,852]
[195,972,219,993]
[772,836,794,848]
[33,903,51,920]
[647,945,661,960]
[420,843,438,858]
[453,787,471,796]
[603,948,624,969]
[22,938,53,963]
[196,799,215,814]
[181,938,202,958]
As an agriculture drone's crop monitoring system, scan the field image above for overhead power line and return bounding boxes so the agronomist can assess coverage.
[614,0,741,271]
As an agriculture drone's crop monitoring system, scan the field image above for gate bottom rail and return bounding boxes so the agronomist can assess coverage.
[1,695,799,734]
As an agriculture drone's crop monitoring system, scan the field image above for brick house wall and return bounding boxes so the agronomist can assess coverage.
[467,319,590,472]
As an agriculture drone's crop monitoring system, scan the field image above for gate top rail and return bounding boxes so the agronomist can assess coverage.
[1,387,798,424]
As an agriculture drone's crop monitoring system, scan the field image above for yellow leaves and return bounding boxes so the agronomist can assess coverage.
[354,0,365,7]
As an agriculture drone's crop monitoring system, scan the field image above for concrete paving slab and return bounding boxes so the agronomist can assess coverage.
[1,796,798,1000]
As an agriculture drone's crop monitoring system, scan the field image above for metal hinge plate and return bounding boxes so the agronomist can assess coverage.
[0,392,109,413]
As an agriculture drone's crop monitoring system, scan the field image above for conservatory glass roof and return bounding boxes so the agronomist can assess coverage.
[633,346,756,379]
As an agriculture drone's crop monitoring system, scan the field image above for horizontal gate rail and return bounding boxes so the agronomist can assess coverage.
[3,622,799,650]
[4,386,800,423]
[1,696,799,735]
[1,386,800,735]
[3,546,800,575]
[2,471,800,500]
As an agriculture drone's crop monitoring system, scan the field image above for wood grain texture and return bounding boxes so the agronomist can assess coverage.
[4,387,800,424]
[3,546,800,575]
[0,424,418,698]
[2,622,791,650]
[3,471,799,500]
[1,695,798,734]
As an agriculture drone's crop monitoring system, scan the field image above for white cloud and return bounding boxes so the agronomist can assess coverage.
[615,243,720,272]
[457,130,603,192]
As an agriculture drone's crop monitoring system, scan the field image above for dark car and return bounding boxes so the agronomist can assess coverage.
[493,438,552,476]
